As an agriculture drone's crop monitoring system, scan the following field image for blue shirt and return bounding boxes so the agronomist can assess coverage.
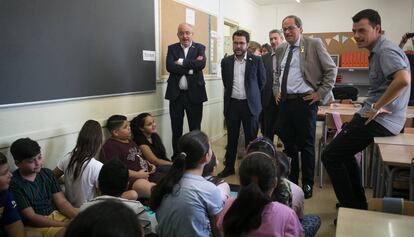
[280,37,314,94]
[156,173,224,237]
[357,36,411,134]
[0,190,21,233]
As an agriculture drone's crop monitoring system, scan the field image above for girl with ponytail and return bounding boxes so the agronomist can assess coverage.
[218,152,303,237]
[150,130,223,237]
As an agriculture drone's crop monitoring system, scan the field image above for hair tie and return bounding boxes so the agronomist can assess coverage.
[250,175,259,184]
[180,152,187,158]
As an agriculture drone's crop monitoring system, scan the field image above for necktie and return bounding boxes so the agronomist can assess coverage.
[280,45,295,101]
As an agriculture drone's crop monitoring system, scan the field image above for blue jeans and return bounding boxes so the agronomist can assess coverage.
[322,114,393,209]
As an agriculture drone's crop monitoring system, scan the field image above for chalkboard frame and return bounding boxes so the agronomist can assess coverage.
[0,0,156,107]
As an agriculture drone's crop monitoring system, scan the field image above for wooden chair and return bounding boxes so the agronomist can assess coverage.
[368,197,414,216]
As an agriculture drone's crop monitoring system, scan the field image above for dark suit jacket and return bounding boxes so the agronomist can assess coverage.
[261,53,274,108]
[165,42,207,104]
[221,52,266,117]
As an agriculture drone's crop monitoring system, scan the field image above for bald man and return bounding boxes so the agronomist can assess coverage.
[165,23,207,159]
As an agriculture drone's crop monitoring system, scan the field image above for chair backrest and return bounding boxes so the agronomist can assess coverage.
[405,117,414,128]
[325,113,354,130]
[368,197,414,216]
[332,86,359,101]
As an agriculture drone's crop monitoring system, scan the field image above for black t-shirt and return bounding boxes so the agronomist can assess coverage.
[134,133,168,161]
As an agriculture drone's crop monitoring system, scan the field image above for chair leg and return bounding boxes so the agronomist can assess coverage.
[317,139,322,177]
[320,162,324,188]
[360,150,364,187]
[410,158,414,201]
[320,146,324,188]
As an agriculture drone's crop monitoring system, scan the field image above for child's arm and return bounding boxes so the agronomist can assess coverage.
[52,192,78,219]
[52,167,65,184]
[139,144,172,166]
[52,167,64,179]
[209,213,223,237]
[4,220,26,237]
[129,169,149,179]
[20,207,67,227]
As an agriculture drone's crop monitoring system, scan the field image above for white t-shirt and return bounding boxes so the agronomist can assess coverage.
[57,155,103,207]
[80,195,154,234]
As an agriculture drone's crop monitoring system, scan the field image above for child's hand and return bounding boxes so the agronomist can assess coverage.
[137,169,149,179]
[148,163,156,174]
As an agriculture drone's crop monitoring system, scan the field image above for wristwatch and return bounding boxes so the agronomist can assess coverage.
[371,103,379,114]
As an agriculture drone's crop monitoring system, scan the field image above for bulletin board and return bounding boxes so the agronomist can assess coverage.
[160,0,217,76]
[303,32,368,55]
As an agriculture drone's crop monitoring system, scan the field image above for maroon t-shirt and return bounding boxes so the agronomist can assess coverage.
[101,138,163,186]
[101,138,148,171]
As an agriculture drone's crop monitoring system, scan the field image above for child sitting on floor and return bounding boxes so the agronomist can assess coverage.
[101,115,163,198]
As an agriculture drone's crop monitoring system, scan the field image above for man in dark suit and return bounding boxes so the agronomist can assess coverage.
[218,30,266,177]
[273,15,336,198]
[165,23,207,158]
[261,29,284,141]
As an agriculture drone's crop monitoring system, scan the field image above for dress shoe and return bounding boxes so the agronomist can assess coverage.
[217,167,235,178]
[303,184,313,199]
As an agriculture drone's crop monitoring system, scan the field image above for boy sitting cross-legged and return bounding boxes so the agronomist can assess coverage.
[101,115,163,198]
[80,159,152,234]
[9,138,77,237]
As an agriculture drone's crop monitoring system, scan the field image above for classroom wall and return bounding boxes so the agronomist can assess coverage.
[0,0,227,169]
[2,0,411,170]
[255,0,414,46]
[221,0,263,40]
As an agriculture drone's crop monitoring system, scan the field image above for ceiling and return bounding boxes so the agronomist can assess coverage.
[251,0,334,5]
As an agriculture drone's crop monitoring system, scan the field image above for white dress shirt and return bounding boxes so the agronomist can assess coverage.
[176,42,193,90]
[231,53,247,99]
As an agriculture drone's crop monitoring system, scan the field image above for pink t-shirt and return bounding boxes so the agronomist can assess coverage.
[217,197,303,237]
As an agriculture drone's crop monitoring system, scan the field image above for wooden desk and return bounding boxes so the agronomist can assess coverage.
[318,105,360,118]
[318,105,414,118]
[374,133,414,146]
[372,136,414,197]
[376,144,414,198]
[336,208,414,237]
[378,144,414,167]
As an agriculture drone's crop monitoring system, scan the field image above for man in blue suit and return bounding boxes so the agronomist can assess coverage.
[165,23,207,159]
[218,30,266,177]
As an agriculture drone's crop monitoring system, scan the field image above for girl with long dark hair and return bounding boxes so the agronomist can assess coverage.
[150,130,223,237]
[131,113,172,170]
[53,120,103,207]
[218,152,303,237]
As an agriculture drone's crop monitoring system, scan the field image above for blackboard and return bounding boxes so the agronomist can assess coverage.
[0,0,156,106]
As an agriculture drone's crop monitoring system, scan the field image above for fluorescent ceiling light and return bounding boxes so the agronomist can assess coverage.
[296,0,301,3]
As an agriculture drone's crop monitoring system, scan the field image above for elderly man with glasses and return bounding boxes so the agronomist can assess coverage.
[273,15,337,199]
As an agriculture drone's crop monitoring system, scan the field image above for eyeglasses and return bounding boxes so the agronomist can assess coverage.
[281,25,298,32]
[178,31,192,37]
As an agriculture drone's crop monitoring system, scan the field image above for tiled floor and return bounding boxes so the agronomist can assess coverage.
[211,129,373,237]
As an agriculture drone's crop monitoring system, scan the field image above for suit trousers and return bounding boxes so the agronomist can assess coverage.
[225,98,259,169]
[169,90,203,158]
[261,98,279,141]
[277,97,317,186]
[322,114,393,209]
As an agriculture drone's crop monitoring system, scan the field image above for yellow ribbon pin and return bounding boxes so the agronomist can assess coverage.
[300,46,305,53]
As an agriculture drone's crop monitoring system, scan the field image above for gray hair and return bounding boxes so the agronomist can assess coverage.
[269,29,284,40]
[282,15,303,28]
